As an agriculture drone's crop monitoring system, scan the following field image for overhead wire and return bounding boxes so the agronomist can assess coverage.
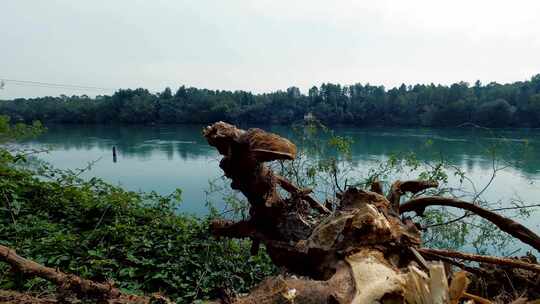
[0,78,114,92]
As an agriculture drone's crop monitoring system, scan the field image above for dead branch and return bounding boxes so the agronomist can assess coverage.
[210,219,256,239]
[0,245,170,304]
[276,175,330,214]
[0,244,120,299]
[387,180,439,213]
[399,180,440,194]
[369,180,384,195]
[400,196,540,252]
[419,248,486,275]
[418,248,540,273]
[0,290,57,304]
[424,203,540,229]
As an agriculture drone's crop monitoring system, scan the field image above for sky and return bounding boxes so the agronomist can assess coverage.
[1,0,540,99]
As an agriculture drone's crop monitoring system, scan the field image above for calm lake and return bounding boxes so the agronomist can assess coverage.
[22,124,540,233]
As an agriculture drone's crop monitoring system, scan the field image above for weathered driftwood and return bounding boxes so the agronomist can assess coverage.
[203,122,540,303]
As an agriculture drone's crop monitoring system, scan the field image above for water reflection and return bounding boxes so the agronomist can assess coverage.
[272,126,540,178]
[31,124,216,161]
[23,124,540,217]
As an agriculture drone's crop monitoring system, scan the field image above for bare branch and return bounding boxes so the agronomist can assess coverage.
[369,180,384,195]
[210,219,255,239]
[276,175,331,214]
[387,180,439,213]
[424,203,540,229]
[419,249,486,275]
[401,196,540,252]
[418,248,540,273]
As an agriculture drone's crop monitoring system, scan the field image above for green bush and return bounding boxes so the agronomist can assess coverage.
[0,155,275,303]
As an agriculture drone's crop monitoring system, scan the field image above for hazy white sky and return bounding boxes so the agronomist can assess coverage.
[1,0,540,98]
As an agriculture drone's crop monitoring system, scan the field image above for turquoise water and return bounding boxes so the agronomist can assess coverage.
[22,125,540,227]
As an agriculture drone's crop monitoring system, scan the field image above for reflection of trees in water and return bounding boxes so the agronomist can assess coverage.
[270,126,540,178]
[25,124,540,178]
[25,124,217,161]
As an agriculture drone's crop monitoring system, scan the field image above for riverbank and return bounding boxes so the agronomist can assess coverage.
[0,156,275,303]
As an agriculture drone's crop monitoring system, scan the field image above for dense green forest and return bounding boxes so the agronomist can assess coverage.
[2,75,540,127]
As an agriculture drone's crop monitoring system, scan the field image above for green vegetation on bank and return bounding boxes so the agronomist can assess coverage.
[1,75,540,127]
[0,116,275,303]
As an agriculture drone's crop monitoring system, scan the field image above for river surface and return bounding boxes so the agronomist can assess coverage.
[22,124,540,226]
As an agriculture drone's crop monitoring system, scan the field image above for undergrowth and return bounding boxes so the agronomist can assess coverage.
[0,139,275,303]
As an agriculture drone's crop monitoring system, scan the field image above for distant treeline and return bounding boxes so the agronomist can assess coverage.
[2,75,540,127]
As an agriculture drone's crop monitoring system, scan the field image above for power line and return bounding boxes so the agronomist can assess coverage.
[0,78,114,91]
[6,81,110,92]
[1,78,112,90]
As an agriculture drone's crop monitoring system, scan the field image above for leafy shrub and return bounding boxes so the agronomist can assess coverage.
[0,156,275,303]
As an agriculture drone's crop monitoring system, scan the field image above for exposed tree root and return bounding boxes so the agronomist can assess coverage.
[223,261,354,304]
[203,122,540,303]
[369,180,384,195]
